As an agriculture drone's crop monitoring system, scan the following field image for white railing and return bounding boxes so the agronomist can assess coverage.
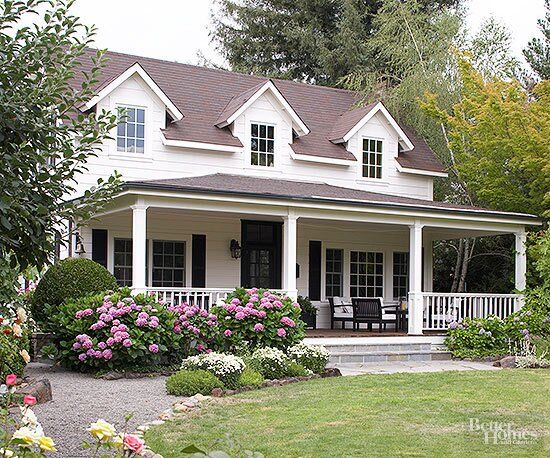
[421,293,522,331]
[145,287,289,310]
[146,288,234,309]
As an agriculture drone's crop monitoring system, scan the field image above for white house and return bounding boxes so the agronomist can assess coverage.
[65,49,540,335]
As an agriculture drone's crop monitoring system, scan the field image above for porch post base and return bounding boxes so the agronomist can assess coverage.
[408,292,424,335]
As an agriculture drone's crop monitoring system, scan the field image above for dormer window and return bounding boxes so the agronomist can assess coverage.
[117,106,145,153]
[362,138,382,179]
[251,122,274,167]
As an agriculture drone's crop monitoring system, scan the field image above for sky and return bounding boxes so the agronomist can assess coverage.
[69,0,546,67]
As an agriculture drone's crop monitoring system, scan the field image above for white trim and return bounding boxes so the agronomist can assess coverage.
[84,63,183,122]
[396,162,448,178]
[217,81,310,136]
[341,102,414,151]
[161,132,243,153]
[289,148,353,166]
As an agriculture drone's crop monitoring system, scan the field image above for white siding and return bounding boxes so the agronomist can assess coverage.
[75,76,434,201]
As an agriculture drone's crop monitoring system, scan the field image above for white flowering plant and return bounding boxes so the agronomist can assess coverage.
[248,347,290,380]
[181,352,245,389]
[287,342,329,374]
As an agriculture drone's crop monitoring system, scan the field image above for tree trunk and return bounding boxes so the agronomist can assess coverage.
[451,239,463,293]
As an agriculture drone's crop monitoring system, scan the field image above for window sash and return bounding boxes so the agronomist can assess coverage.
[117,106,145,153]
[362,138,382,179]
[251,122,275,167]
[325,248,343,298]
[349,250,384,298]
[113,238,132,286]
[151,240,186,287]
[393,252,409,299]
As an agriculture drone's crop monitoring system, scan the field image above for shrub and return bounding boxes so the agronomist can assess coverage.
[248,347,290,380]
[212,288,305,352]
[0,333,26,380]
[286,361,311,377]
[52,289,187,371]
[167,302,220,354]
[32,258,117,325]
[237,367,264,388]
[287,342,329,374]
[166,369,224,396]
[181,352,245,389]
[0,303,31,380]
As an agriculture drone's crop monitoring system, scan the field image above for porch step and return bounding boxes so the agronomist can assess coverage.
[316,340,451,364]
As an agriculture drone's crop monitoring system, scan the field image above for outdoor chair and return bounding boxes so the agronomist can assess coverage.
[328,296,354,329]
[352,297,384,332]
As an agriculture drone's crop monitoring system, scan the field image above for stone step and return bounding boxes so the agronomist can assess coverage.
[322,343,432,353]
[329,351,451,364]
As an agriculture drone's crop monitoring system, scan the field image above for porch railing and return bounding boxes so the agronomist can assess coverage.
[146,288,234,309]
[421,292,522,331]
[145,287,288,310]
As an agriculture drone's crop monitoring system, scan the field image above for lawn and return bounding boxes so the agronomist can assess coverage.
[146,370,549,457]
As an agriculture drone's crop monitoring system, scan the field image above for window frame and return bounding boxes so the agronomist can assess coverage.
[325,248,344,298]
[361,137,383,180]
[151,239,186,288]
[392,251,409,300]
[250,121,275,168]
[113,238,133,287]
[116,105,146,154]
[349,250,384,298]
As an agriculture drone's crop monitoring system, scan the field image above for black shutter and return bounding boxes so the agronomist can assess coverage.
[92,229,108,268]
[192,234,206,287]
[308,241,322,301]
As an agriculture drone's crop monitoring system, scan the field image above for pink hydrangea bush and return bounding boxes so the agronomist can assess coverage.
[167,302,219,354]
[211,288,305,351]
[54,288,187,370]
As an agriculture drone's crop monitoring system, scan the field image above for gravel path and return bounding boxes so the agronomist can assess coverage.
[26,363,174,458]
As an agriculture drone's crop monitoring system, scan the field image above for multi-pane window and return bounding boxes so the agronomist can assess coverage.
[350,251,384,298]
[393,252,409,300]
[325,249,343,298]
[362,138,382,179]
[117,106,145,153]
[251,123,275,167]
[114,238,133,286]
[152,240,185,287]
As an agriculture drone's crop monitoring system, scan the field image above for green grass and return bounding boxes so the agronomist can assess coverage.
[146,370,549,457]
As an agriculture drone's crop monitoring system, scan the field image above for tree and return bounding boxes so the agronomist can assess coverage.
[0,0,121,298]
[422,56,550,217]
[210,0,463,85]
[524,0,550,80]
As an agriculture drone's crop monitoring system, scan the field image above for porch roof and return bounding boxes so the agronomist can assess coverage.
[123,174,540,223]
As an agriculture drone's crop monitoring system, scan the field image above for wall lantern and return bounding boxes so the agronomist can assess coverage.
[74,231,86,255]
[230,239,242,259]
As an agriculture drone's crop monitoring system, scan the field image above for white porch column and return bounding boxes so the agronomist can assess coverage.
[131,203,148,294]
[423,239,433,292]
[514,230,527,311]
[408,221,424,335]
[283,211,298,301]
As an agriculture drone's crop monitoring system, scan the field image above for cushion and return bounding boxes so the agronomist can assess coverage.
[333,306,352,318]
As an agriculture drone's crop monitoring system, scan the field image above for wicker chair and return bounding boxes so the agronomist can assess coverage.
[352,297,384,332]
[328,297,354,329]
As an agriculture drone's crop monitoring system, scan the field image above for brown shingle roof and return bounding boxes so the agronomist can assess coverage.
[124,174,538,221]
[74,49,444,171]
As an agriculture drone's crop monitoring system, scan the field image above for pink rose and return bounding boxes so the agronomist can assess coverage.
[277,328,287,337]
[23,395,37,406]
[5,374,17,386]
[123,434,145,454]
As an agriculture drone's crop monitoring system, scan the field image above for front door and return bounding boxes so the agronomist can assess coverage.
[241,221,282,289]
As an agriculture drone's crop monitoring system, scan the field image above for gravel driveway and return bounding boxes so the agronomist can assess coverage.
[26,363,174,457]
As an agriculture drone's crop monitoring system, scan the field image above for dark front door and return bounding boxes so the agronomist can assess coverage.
[241,220,282,289]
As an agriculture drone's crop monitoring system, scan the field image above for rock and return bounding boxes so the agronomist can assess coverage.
[173,403,189,412]
[286,377,298,384]
[158,409,174,420]
[103,371,124,380]
[499,356,517,368]
[141,450,157,458]
[225,389,236,395]
[211,388,223,397]
[136,425,150,432]
[181,399,198,408]
[17,379,52,404]
[147,420,165,426]
[193,393,209,402]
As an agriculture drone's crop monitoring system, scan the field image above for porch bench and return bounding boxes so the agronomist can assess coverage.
[328,297,354,329]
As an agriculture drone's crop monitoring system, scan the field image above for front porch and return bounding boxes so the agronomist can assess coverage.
[77,190,530,336]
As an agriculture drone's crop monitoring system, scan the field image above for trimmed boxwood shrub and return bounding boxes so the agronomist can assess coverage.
[237,367,264,388]
[32,258,117,325]
[166,369,224,396]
